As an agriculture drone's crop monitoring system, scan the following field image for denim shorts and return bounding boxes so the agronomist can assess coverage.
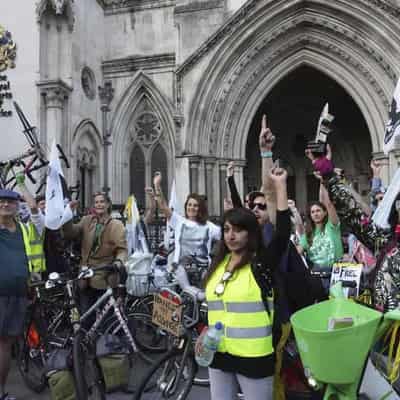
[0,296,27,337]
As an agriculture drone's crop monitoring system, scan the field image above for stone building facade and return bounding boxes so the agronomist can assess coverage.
[4,0,400,213]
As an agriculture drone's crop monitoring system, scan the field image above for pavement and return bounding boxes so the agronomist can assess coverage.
[7,355,211,400]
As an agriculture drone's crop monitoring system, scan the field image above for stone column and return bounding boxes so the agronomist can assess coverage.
[37,79,72,154]
[197,158,206,195]
[205,159,217,216]
[235,160,246,201]
[372,151,390,187]
[175,155,191,210]
[98,81,114,196]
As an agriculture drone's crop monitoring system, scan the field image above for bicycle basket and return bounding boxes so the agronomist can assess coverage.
[126,253,152,296]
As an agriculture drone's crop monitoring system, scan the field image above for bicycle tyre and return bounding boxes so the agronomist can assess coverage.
[133,349,196,400]
[72,331,106,400]
[16,337,47,393]
[128,312,170,353]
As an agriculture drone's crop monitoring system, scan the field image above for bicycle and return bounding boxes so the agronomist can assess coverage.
[133,287,209,400]
[47,264,159,400]
[17,278,69,393]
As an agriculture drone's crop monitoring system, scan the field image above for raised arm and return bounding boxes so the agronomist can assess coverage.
[309,147,391,252]
[153,172,172,220]
[15,172,44,235]
[319,181,339,226]
[143,187,157,225]
[226,161,243,208]
[263,167,290,267]
[259,115,277,225]
[288,199,304,236]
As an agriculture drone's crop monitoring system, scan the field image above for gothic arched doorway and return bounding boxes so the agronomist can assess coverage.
[245,66,372,211]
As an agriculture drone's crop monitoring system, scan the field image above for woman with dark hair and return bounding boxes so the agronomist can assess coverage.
[152,172,221,272]
[204,167,290,400]
[298,183,343,271]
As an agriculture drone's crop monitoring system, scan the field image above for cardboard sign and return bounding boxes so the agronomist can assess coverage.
[152,293,182,337]
[330,262,363,297]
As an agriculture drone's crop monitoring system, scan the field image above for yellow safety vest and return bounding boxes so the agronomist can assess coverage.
[19,222,46,273]
[206,255,274,358]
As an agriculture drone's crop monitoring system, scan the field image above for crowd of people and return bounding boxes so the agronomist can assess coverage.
[0,112,398,400]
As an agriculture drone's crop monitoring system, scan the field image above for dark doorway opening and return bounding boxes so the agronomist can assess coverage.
[245,65,372,212]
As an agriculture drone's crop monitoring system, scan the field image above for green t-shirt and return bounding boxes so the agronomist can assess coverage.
[299,220,343,267]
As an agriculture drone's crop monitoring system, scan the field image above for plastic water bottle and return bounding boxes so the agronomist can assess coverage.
[195,322,223,367]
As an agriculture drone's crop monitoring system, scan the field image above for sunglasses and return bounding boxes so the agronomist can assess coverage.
[214,271,233,296]
[251,202,267,211]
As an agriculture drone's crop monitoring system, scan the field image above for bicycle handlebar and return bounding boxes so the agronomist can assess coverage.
[46,264,126,288]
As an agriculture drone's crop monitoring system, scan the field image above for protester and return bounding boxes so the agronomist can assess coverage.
[31,194,70,275]
[63,192,127,310]
[35,194,46,214]
[203,166,290,400]
[298,182,343,270]
[152,172,221,268]
[0,188,45,400]
[309,146,400,311]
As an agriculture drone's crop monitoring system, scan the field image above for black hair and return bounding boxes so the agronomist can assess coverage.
[203,208,264,285]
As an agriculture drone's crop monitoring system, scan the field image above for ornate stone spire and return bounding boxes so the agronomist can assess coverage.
[36,0,75,31]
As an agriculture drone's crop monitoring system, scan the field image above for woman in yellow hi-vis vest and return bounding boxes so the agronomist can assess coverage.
[204,167,290,400]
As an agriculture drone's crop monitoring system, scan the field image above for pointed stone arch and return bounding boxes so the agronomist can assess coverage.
[183,0,399,159]
[110,71,176,202]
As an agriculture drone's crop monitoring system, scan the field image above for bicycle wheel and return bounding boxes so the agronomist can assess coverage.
[127,295,154,315]
[128,312,170,353]
[134,349,196,400]
[72,331,106,400]
[17,335,47,393]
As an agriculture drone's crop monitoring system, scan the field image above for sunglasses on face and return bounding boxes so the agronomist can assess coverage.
[214,271,233,296]
[251,202,267,211]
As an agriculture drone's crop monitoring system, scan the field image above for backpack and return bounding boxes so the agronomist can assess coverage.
[96,334,130,393]
[45,348,76,400]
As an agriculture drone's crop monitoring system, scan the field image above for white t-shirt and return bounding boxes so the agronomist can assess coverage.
[169,211,221,264]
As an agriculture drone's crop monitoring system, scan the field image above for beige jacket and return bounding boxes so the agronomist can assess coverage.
[63,215,127,289]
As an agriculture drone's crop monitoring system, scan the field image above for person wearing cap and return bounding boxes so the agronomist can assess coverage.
[0,188,45,400]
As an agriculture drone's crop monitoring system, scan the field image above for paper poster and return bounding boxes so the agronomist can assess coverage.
[330,262,363,297]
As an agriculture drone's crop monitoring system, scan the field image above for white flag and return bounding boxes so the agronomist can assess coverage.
[383,78,400,154]
[124,195,149,255]
[164,180,181,250]
[372,167,400,229]
[45,141,73,230]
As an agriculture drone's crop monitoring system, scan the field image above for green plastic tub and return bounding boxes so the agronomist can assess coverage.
[291,299,382,385]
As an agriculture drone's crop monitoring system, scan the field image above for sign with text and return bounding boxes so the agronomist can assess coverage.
[330,262,363,297]
[152,293,182,337]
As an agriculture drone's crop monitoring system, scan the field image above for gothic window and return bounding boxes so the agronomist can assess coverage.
[135,111,161,147]
[151,144,168,199]
[77,146,97,210]
[130,145,146,208]
[129,96,170,209]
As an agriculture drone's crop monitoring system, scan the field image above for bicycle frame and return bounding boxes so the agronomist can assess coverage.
[79,287,138,353]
